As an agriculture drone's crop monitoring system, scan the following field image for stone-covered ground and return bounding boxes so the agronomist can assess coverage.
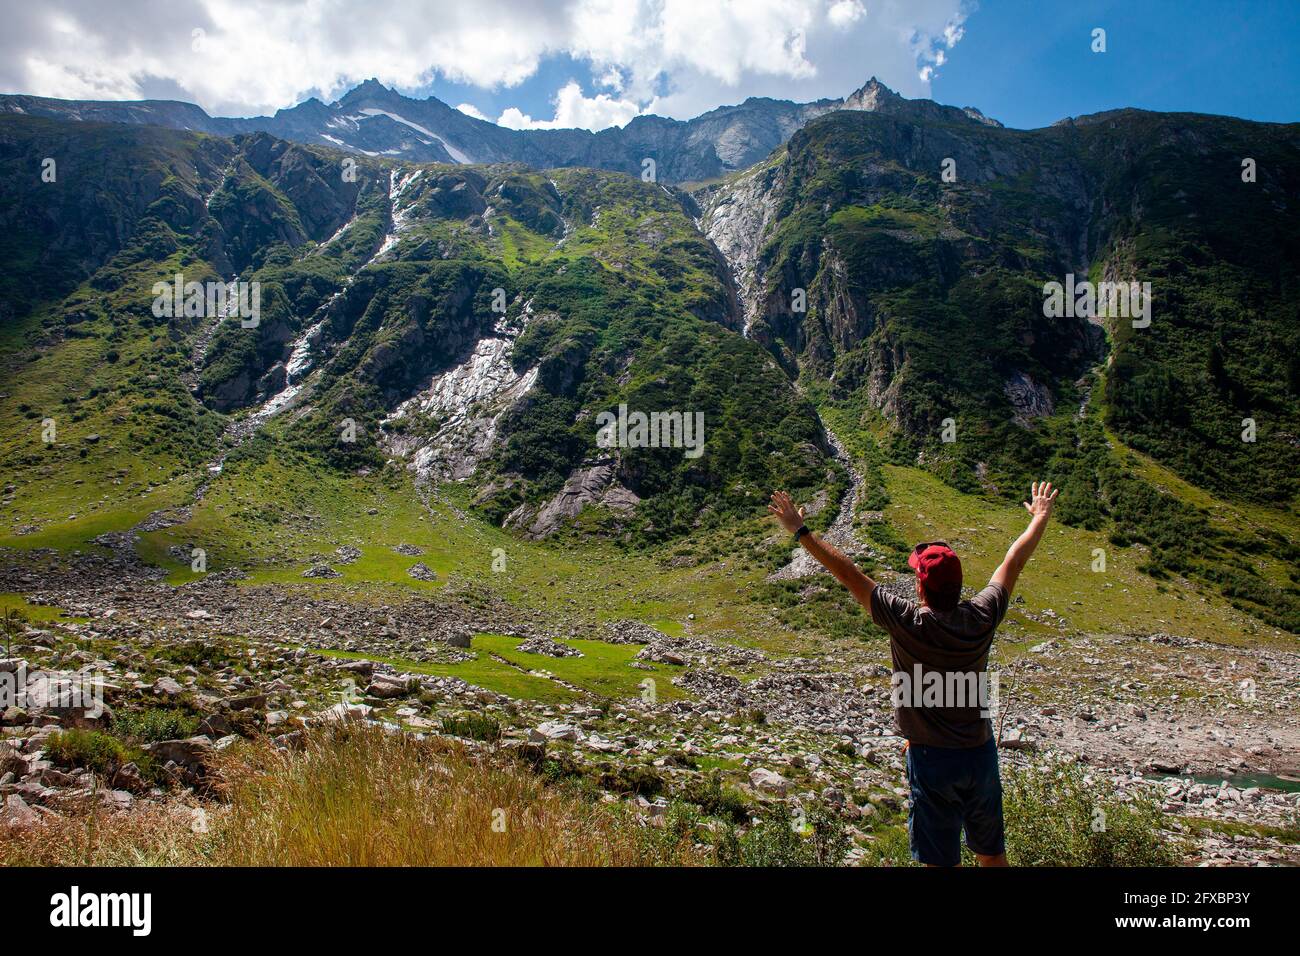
[1,545,1296,866]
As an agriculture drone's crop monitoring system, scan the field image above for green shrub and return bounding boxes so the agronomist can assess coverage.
[1003,757,1184,866]
[717,804,850,867]
[634,800,711,865]
[45,729,129,775]
[112,707,201,745]
[154,641,240,671]
[679,771,750,823]
[598,763,664,797]
[439,712,502,743]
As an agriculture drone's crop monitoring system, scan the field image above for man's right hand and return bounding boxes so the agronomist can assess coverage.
[1023,480,1059,520]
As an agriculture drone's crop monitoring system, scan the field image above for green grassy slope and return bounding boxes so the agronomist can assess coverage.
[721,107,1300,634]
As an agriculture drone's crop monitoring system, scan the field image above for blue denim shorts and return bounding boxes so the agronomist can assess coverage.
[906,736,1005,866]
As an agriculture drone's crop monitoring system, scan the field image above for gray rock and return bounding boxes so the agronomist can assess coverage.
[153,676,184,697]
[144,736,212,769]
[223,693,266,711]
[749,768,790,795]
[531,721,579,742]
[1,794,39,828]
[407,563,438,581]
[302,565,342,578]
[516,636,582,658]
[197,713,233,737]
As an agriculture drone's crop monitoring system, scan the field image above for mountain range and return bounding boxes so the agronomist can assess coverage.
[0,76,1000,182]
[0,76,1297,637]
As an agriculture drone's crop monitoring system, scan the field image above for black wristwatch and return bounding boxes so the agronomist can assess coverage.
[794,525,811,542]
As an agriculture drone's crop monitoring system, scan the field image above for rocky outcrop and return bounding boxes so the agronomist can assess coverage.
[1004,370,1055,426]
[382,314,540,482]
[698,159,786,334]
[505,456,641,539]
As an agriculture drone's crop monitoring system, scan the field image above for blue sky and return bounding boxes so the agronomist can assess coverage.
[3,1,1297,130]
[341,1,1300,129]
[933,1,1300,128]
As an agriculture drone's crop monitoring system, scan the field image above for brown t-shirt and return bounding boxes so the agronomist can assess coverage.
[869,582,1009,748]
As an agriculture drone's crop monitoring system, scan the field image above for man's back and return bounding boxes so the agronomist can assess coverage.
[871,583,1009,747]
[769,481,1058,865]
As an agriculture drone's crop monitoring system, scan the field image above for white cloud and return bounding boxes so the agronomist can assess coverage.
[498,80,641,131]
[0,0,971,127]
[828,0,866,29]
[914,11,966,86]
[455,102,489,121]
[597,66,624,92]
[0,0,573,117]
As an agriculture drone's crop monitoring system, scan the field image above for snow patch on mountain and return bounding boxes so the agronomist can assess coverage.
[357,108,473,164]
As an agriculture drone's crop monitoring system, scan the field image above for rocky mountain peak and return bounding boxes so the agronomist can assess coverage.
[337,77,397,106]
[842,76,903,110]
[839,75,1004,127]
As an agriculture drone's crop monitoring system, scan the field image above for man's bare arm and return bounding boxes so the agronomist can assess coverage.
[991,481,1059,595]
[768,491,876,609]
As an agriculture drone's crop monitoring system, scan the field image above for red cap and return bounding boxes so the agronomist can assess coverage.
[908,542,962,596]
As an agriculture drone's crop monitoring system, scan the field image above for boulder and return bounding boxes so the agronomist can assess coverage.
[749,768,790,795]
[144,736,213,769]
[21,672,111,727]
[99,790,134,812]
[316,702,372,723]
[365,675,410,699]
[115,762,147,793]
[333,660,374,677]
[197,713,233,738]
[0,749,25,781]
[0,794,39,828]
[152,676,184,697]
[531,721,579,742]
[503,740,546,767]
[223,693,267,712]
[999,728,1035,750]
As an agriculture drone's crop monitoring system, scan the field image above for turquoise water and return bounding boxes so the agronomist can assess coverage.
[1149,772,1300,793]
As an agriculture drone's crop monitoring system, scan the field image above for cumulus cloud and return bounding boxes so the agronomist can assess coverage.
[0,0,971,128]
[497,80,642,130]
[597,66,625,92]
[455,102,489,121]
[827,0,866,29]
[914,10,967,83]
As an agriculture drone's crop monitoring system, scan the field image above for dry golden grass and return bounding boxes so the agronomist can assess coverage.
[1,725,704,867]
[210,724,699,866]
[0,803,209,866]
